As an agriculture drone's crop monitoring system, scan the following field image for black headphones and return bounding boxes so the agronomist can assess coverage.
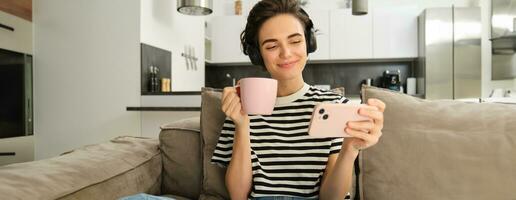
[247,8,317,67]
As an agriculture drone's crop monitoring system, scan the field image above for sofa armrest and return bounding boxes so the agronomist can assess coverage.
[0,136,162,200]
[159,117,202,200]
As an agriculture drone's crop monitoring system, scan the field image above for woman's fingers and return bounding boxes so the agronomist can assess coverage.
[222,87,237,105]
[358,107,382,121]
[345,128,374,142]
[347,121,374,132]
[226,95,242,117]
[221,93,234,113]
[368,98,386,112]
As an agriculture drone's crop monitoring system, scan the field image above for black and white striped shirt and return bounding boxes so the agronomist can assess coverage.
[211,83,350,199]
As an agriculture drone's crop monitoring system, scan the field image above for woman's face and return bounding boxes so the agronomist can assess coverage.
[258,14,308,82]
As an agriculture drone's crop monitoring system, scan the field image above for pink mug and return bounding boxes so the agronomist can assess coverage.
[236,78,278,115]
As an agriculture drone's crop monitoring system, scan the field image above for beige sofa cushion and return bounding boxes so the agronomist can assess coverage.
[199,87,230,200]
[159,117,203,200]
[60,154,162,200]
[359,86,516,200]
[0,136,161,200]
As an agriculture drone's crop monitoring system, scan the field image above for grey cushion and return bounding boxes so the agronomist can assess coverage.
[359,86,516,200]
[199,87,230,200]
[0,136,161,200]
[159,117,202,200]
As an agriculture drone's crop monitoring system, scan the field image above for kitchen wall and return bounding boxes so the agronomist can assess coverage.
[0,10,34,165]
[480,0,515,97]
[33,0,141,159]
[208,0,515,98]
[139,0,204,137]
[140,0,205,92]
[206,62,414,96]
[208,0,480,17]
[0,10,32,54]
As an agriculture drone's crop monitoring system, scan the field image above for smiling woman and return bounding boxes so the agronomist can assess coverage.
[210,0,386,200]
[258,15,308,85]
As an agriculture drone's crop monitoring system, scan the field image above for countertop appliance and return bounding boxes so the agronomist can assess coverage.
[417,7,481,100]
[0,48,33,139]
[491,0,516,80]
[382,69,401,91]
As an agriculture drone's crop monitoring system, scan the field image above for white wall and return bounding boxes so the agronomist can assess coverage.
[211,0,516,97]
[210,0,478,16]
[138,0,206,137]
[0,11,32,54]
[140,0,205,92]
[33,0,141,159]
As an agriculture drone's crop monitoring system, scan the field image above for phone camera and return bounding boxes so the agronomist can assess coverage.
[319,108,325,114]
[322,114,329,120]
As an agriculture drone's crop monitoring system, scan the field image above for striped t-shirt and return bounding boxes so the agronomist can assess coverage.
[211,83,351,199]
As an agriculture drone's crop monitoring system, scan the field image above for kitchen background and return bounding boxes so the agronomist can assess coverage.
[1,0,516,165]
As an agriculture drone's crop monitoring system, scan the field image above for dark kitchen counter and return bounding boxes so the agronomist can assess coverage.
[126,107,201,111]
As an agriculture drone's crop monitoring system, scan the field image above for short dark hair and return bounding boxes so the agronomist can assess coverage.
[240,0,313,67]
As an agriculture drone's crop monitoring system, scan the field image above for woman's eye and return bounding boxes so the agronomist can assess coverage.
[291,40,301,44]
[266,46,277,50]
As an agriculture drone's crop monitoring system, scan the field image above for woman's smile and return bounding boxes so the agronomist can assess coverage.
[278,59,299,69]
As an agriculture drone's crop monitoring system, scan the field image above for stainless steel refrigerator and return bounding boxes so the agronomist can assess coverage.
[491,0,516,80]
[417,7,482,100]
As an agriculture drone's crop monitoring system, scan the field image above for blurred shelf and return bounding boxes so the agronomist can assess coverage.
[126,107,201,111]
[141,91,200,96]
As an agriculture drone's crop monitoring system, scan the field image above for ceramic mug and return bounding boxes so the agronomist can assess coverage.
[236,77,278,115]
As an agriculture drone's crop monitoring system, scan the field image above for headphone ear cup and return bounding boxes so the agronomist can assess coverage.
[248,46,264,66]
[300,8,317,54]
[306,29,317,53]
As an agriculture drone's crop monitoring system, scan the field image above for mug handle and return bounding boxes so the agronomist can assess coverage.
[235,82,241,97]
[236,86,241,97]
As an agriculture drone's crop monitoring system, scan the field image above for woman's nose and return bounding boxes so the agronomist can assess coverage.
[279,46,292,58]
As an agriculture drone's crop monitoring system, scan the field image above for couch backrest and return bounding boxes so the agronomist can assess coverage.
[360,86,516,200]
[159,117,203,200]
[0,136,162,200]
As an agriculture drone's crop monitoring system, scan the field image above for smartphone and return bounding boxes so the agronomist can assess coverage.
[308,103,372,138]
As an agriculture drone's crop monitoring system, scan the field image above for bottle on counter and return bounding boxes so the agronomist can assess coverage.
[161,78,171,92]
[153,67,160,92]
[148,66,155,92]
[148,66,161,92]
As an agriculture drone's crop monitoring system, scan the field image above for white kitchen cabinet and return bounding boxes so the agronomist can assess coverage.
[0,136,34,166]
[209,15,250,63]
[329,9,373,59]
[0,11,32,54]
[306,9,330,61]
[372,6,419,58]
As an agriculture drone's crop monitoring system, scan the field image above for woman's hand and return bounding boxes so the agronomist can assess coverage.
[221,86,250,127]
[342,98,386,154]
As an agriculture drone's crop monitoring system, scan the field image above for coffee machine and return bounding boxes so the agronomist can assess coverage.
[382,70,401,91]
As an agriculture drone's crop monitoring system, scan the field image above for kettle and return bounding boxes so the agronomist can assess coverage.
[382,70,401,91]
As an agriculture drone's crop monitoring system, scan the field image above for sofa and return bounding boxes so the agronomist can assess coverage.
[1,86,515,200]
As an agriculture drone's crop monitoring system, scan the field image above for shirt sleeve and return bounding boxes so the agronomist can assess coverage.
[210,117,235,168]
[330,137,343,155]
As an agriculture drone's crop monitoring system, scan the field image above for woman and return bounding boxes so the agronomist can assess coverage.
[211,0,386,200]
